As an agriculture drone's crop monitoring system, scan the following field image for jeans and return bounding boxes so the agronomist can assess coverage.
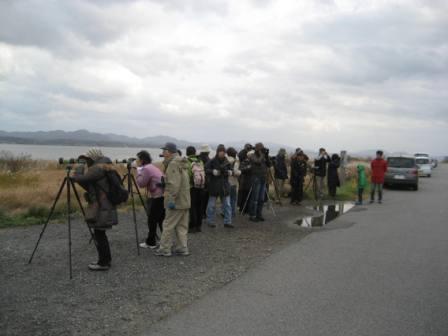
[229,185,237,218]
[371,183,383,201]
[146,197,165,246]
[94,229,111,266]
[207,195,232,225]
[249,177,266,218]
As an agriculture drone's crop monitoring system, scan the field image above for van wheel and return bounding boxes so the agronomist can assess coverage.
[413,184,419,191]
[428,174,431,178]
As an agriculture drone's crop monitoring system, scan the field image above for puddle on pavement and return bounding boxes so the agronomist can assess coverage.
[294,202,355,228]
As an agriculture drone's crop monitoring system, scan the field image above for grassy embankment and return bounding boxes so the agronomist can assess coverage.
[0,151,369,229]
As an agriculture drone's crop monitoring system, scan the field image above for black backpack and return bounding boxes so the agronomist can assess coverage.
[101,170,129,205]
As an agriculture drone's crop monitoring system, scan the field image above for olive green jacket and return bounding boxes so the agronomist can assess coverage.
[163,154,191,210]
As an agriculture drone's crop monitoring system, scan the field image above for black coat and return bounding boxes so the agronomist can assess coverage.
[205,157,231,197]
[327,158,341,188]
[274,154,288,180]
[290,158,307,187]
[314,155,330,177]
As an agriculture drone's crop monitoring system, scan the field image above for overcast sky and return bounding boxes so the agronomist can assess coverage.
[0,0,447,154]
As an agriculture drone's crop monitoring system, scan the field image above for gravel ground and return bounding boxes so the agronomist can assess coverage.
[0,202,322,336]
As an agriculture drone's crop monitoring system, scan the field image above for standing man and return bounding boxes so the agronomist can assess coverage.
[205,144,233,228]
[314,148,330,199]
[274,148,288,200]
[135,150,165,249]
[370,150,388,204]
[198,144,211,219]
[290,150,308,205]
[155,142,191,257]
[248,143,271,222]
[186,146,205,233]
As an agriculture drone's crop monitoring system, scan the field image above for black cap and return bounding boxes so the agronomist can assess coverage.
[161,142,177,153]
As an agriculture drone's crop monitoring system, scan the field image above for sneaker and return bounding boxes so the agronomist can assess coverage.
[378,200,382,204]
[249,217,259,222]
[369,200,374,204]
[88,263,110,271]
[140,242,157,249]
[175,249,191,256]
[355,201,363,206]
[154,249,172,257]
[224,223,235,228]
[256,217,265,222]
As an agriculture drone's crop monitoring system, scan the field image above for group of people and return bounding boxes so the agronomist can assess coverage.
[71,144,388,271]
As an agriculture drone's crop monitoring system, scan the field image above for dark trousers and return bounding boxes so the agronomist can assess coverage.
[370,183,383,201]
[146,197,165,246]
[201,189,209,218]
[328,185,337,198]
[190,188,203,230]
[291,180,304,203]
[358,188,364,203]
[94,229,111,266]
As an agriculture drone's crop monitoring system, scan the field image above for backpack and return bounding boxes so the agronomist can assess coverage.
[101,170,129,205]
[191,161,205,189]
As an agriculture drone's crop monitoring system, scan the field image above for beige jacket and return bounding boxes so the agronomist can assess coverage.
[163,154,191,210]
[227,156,241,187]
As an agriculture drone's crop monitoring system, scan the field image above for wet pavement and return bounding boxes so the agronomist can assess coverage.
[294,202,355,228]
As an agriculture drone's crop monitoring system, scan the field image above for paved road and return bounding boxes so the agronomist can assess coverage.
[148,165,448,336]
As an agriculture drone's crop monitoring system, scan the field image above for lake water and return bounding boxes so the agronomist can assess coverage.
[0,143,169,161]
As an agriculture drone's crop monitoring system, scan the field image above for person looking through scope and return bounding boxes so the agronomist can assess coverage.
[248,142,271,222]
[71,149,118,271]
[135,150,165,249]
[314,147,330,200]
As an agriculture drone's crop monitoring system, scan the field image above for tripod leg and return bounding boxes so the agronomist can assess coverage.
[265,188,277,217]
[28,177,67,264]
[240,186,253,215]
[70,179,97,246]
[268,169,282,206]
[131,175,148,215]
[67,176,73,279]
[128,171,140,256]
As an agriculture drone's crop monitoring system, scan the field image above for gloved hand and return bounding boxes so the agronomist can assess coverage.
[227,170,233,176]
[213,169,220,176]
[167,201,176,210]
[136,166,143,173]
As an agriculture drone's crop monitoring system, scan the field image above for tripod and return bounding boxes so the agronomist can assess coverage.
[267,168,283,206]
[240,181,277,217]
[121,164,148,256]
[304,168,320,202]
[28,166,96,279]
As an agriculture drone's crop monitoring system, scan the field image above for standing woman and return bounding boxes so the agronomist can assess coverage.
[135,150,165,248]
[72,149,118,271]
[327,154,341,198]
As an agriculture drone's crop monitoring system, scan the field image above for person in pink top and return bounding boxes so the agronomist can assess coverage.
[135,150,165,248]
[370,150,388,204]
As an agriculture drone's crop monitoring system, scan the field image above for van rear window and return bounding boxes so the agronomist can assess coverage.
[387,157,415,168]
[416,158,429,164]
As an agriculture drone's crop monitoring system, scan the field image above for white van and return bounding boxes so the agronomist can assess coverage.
[415,157,432,177]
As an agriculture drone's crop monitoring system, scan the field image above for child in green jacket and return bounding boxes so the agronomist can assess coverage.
[356,165,367,205]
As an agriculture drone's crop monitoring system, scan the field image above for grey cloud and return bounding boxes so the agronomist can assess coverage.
[0,1,125,50]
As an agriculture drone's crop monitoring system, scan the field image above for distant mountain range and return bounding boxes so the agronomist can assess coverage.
[2,130,441,159]
[0,129,293,152]
[0,129,200,148]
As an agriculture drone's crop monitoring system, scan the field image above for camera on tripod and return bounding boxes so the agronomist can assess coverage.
[58,157,87,175]
[116,158,137,169]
